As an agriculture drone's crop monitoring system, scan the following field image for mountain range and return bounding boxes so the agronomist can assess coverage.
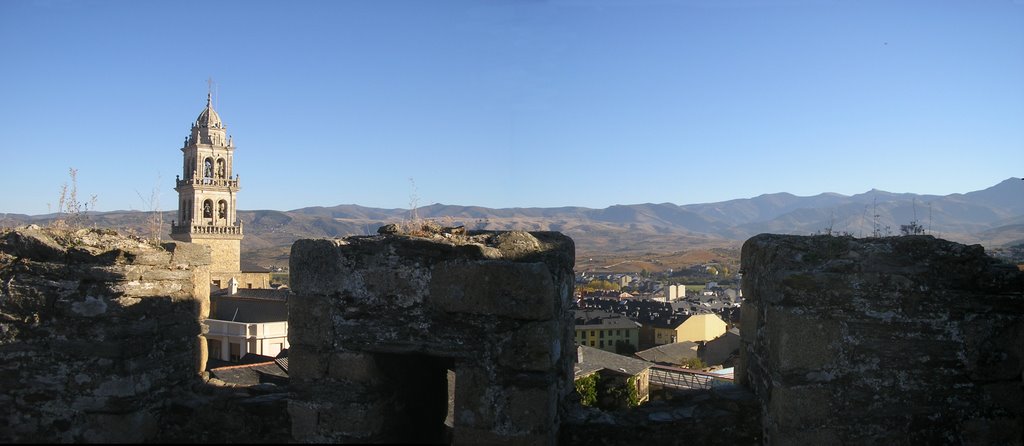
[3,178,1022,271]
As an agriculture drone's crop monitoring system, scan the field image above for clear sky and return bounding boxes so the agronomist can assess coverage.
[1,0,1021,215]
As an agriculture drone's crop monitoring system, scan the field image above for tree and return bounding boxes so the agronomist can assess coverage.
[584,279,620,292]
[574,374,598,406]
[680,357,706,369]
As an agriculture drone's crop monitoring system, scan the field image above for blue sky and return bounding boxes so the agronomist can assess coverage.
[1,0,1021,215]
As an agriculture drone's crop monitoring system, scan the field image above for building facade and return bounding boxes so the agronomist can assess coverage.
[574,309,641,353]
[640,313,728,348]
[205,319,289,361]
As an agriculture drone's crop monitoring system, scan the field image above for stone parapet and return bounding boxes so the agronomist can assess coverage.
[0,226,211,443]
[288,230,575,444]
[739,234,1024,445]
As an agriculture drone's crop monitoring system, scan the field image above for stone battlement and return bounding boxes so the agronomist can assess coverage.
[0,227,1020,444]
[287,230,576,443]
[739,234,1024,445]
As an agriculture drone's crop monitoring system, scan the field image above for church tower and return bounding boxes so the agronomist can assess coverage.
[171,92,242,288]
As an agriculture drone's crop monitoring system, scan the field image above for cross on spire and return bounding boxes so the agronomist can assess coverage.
[206,77,214,106]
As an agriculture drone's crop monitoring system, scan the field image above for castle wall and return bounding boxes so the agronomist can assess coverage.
[4,226,1020,444]
[287,230,577,444]
[739,234,1024,445]
[0,226,211,443]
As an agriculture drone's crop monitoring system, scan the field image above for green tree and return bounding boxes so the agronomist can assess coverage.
[584,279,620,292]
[575,374,598,406]
[680,357,706,369]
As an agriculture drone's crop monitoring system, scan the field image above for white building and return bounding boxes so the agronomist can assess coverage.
[663,284,686,301]
[205,319,289,361]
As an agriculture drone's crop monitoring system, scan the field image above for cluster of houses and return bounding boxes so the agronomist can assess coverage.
[571,291,743,409]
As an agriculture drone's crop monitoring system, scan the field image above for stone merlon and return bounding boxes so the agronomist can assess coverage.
[739,234,1024,445]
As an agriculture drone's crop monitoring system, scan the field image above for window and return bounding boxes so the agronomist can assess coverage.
[203,200,213,218]
[599,340,604,348]
[204,158,214,178]
[229,342,240,361]
[590,331,595,337]
[218,200,227,219]
[599,330,604,338]
[216,158,226,178]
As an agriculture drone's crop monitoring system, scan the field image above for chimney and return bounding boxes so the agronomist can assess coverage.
[228,277,239,295]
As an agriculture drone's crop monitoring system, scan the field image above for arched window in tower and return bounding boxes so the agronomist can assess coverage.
[218,200,227,219]
[216,159,226,179]
[203,200,213,219]
[204,158,214,179]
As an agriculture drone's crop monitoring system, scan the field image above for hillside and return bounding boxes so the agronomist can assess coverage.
[3,178,1021,272]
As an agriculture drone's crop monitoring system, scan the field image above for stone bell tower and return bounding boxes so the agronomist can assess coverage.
[171,92,242,289]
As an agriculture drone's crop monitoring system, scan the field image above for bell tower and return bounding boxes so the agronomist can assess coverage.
[171,91,242,287]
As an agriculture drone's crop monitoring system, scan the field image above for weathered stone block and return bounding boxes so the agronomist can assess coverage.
[770,427,841,446]
[289,239,348,295]
[287,293,336,348]
[499,321,561,372]
[0,227,211,444]
[317,401,387,441]
[287,231,573,445]
[739,300,758,343]
[454,366,499,429]
[742,234,1024,445]
[287,345,329,382]
[769,384,832,428]
[429,260,555,320]
[162,240,212,267]
[128,250,173,266]
[287,400,320,442]
[454,427,549,446]
[328,351,382,385]
[766,306,841,372]
[140,268,195,281]
[0,225,67,261]
[506,384,558,433]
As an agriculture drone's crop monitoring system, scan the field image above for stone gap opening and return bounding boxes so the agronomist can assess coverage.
[374,353,456,444]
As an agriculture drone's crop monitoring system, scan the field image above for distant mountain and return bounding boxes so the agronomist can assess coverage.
[3,178,1021,270]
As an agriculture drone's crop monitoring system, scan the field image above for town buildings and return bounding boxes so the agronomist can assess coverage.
[576,296,732,364]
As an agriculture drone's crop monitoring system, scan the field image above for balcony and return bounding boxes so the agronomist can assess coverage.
[171,221,243,235]
[176,177,240,189]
